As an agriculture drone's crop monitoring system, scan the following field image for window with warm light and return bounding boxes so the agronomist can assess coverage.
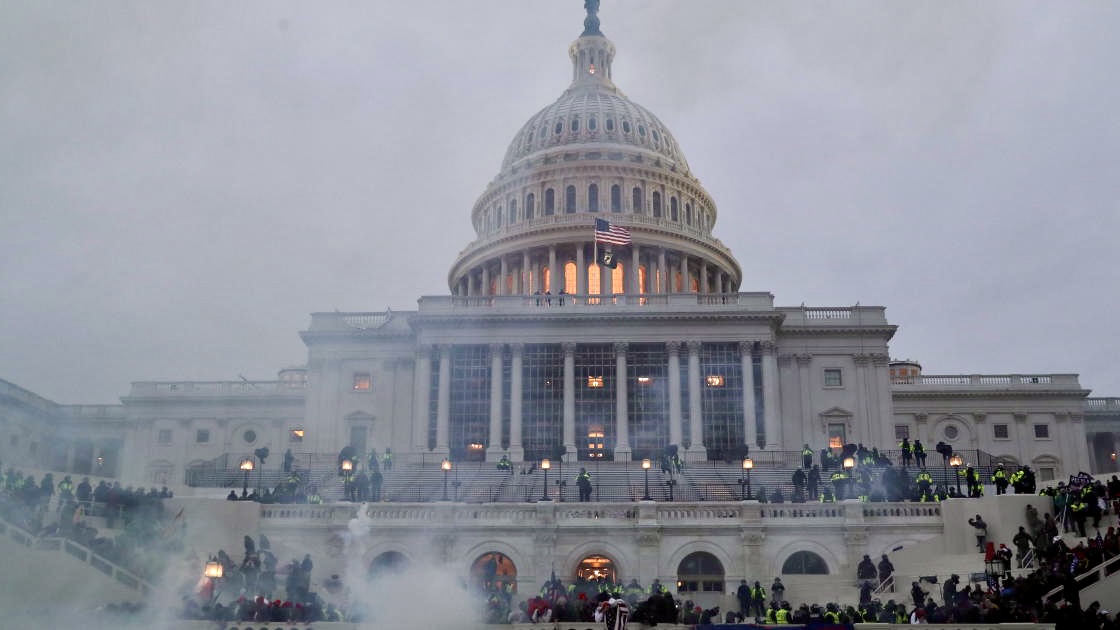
[587,375,604,388]
[636,376,652,385]
[353,373,372,392]
[290,428,305,443]
[705,375,724,387]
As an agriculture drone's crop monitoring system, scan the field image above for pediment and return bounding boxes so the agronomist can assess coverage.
[818,406,853,419]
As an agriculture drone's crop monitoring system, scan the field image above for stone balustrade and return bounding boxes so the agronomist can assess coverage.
[891,373,1080,387]
[128,380,306,397]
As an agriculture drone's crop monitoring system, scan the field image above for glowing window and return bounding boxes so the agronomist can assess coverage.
[587,376,604,388]
[706,375,725,387]
[636,376,652,385]
[353,373,372,391]
[564,261,577,295]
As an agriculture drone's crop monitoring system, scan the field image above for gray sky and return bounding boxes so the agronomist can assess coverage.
[2,1,1117,404]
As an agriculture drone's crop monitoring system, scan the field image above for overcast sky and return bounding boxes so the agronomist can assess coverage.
[2,1,1118,405]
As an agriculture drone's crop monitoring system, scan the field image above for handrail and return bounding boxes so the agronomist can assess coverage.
[873,574,895,595]
[1043,551,1120,603]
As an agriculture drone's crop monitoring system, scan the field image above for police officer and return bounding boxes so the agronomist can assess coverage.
[992,463,1009,495]
[801,444,813,469]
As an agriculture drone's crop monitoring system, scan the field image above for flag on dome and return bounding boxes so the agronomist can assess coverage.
[595,218,631,246]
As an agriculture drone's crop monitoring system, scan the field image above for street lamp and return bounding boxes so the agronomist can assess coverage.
[341,459,354,501]
[740,457,754,500]
[541,458,551,501]
[203,558,224,605]
[441,458,452,501]
[842,456,855,501]
[949,453,963,496]
[239,457,254,498]
[641,458,652,500]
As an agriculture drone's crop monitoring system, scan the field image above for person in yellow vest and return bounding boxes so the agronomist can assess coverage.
[774,602,790,624]
[801,444,814,469]
[830,470,849,500]
[823,603,840,624]
[992,464,1010,495]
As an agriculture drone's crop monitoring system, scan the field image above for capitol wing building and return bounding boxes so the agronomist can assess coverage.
[2,1,1119,602]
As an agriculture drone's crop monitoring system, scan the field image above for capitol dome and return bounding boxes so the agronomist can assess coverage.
[449,4,741,299]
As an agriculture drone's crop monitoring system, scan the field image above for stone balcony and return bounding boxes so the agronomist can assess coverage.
[125,380,306,399]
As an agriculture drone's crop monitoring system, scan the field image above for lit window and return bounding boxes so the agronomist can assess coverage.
[994,424,1010,439]
[1034,424,1050,439]
[588,63,596,75]
[196,429,210,444]
[587,428,606,457]
[705,375,724,387]
[587,376,604,388]
[636,376,652,385]
[290,428,305,442]
[823,368,843,387]
[158,429,173,445]
[353,373,372,392]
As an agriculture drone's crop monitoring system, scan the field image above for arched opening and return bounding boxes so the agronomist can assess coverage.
[611,185,622,212]
[566,185,577,213]
[564,261,577,295]
[470,552,518,594]
[588,184,599,212]
[676,552,725,593]
[670,197,679,222]
[576,554,617,585]
[369,551,409,579]
[632,187,643,214]
[526,193,536,219]
[781,551,829,575]
[545,189,555,215]
[652,191,662,218]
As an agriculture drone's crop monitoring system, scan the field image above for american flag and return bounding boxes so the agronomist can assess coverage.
[595,218,632,246]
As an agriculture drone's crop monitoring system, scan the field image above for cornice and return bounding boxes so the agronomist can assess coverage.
[892,389,1091,401]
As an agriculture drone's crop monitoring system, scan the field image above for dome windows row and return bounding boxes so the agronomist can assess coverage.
[521,113,676,161]
[477,183,712,235]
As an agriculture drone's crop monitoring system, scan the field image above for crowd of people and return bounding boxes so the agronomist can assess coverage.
[0,461,181,580]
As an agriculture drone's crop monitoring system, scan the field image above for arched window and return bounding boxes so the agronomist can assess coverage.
[509,199,518,224]
[470,552,518,595]
[545,189,555,215]
[782,551,829,575]
[622,120,631,134]
[606,118,615,132]
[685,203,693,226]
[526,193,536,219]
[670,197,679,222]
[610,185,622,212]
[564,261,577,295]
[554,122,563,135]
[677,552,725,593]
[652,192,662,218]
[565,186,577,213]
[576,555,617,584]
[632,187,643,214]
[588,184,599,212]
[571,118,580,132]
[588,117,598,131]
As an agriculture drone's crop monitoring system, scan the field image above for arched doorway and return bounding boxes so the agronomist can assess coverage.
[676,552,725,594]
[781,551,828,575]
[576,554,617,586]
[470,552,517,594]
[368,551,409,579]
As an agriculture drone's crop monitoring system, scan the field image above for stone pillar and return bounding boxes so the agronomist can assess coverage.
[796,354,813,447]
[548,245,557,294]
[563,342,577,455]
[521,251,531,295]
[488,344,504,460]
[687,341,705,455]
[576,243,587,297]
[509,344,524,461]
[499,258,508,296]
[700,260,709,294]
[600,255,611,296]
[481,265,490,297]
[667,341,683,447]
[740,341,758,450]
[630,245,641,297]
[435,345,452,454]
[679,254,689,292]
[465,272,474,297]
[760,341,782,450]
[658,249,667,293]
[413,346,432,452]
[614,342,631,459]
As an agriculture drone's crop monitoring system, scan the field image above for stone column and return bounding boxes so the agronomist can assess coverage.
[740,341,758,449]
[563,342,577,455]
[658,248,667,293]
[700,260,709,294]
[576,243,587,297]
[521,251,531,295]
[499,257,508,296]
[481,265,490,297]
[548,245,557,294]
[760,341,782,449]
[488,344,504,460]
[667,341,683,447]
[435,345,452,454]
[413,346,432,452]
[465,272,474,297]
[629,245,640,297]
[600,255,611,296]
[614,342,631,459]
[679,254,689,292]
[853,354,871,441]
[687,341,705,455]
[796,354,813,447]
[509,344,524,461]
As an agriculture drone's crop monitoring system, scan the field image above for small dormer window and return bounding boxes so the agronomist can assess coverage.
[638,125,647,137]
[555,122,563,135]
[622,121,631,133]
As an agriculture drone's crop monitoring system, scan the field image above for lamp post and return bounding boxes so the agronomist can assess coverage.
[842,456,855,501]
[949,454,963,496]
[541,458,551,501]
[239,457,254,498]
[341,459,354,501]
[441,458,452,501]
[203,558,224,605]
[739,457,754,500]
[641,458,652,500]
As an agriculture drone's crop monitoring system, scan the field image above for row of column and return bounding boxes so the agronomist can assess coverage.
[457,242,734,297]
[413,340,782,461]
